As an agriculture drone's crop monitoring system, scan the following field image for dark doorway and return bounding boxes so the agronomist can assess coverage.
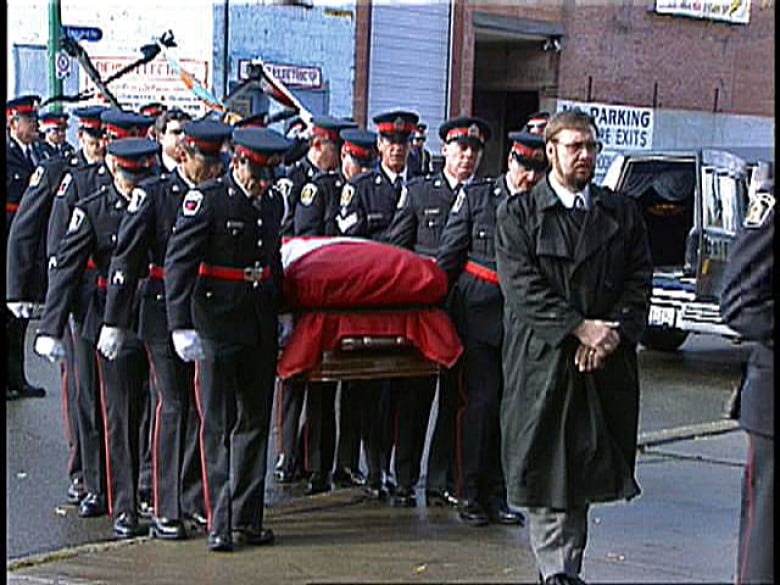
[472,90,538,177]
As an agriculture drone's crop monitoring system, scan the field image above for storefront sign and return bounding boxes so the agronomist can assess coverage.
[238,60,323,89]
[655,0,750,25]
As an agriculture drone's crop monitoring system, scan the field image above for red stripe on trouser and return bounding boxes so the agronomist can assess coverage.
[737,437,756,585]
[144,344,162,519]
[453,362,466,499]
[60,360,76,474]
[95,356,114,517]
[192,360,212,530]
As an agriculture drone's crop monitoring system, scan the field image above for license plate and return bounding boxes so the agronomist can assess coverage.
[648,305,676,327]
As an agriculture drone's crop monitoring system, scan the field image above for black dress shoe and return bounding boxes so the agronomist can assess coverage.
[113,512,146,539]
[78,492,107,518]
[137,491,153,519]
[332,466,367,487]
[486,503,525,526]
[234,527,275,546]
[20,383,46,398]
[304,473,330,496]
[273,454,297,483]
[208,532,233,552]
[458,500,489,526]
[150,517,187,540]
[544,573,587,585]
[185,511,208,531]
[392,486,417,508]
[425,489,460,508]
[66,477,86,505]
[363,483,389,500]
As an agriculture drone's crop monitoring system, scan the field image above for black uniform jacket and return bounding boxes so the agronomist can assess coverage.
[46,162,116,324]
[38,184,131,343]
[384,171,460,257]
[276,156,317,236]
[6,136,51,232]
[495,176,652,509]
[293,170,343,236]
[7,152,86,302]
[336,168,404,240]
[164,172,284,347]
[720,209,774,438]
[437,175,508,348]
[104,169,190,342]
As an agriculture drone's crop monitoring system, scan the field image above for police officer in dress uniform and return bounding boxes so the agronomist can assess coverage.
[100,120,231,539]
[6,94,50,400]
[164,127,289,552]
[45,110,155,520]
[140,102,168,141]
[39,111,76,158]
[437,131,547,527]
[35,138,161,539]
[720,168,774,585]
[382,116,487,508]
[293,127,376,496]
[7,105,108,504]
[154,109,191,173]
[273,116,355,485]
[336,109,419,498]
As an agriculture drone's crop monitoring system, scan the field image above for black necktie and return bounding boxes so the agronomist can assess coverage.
[393,176,403,201]
[25,147,35,167]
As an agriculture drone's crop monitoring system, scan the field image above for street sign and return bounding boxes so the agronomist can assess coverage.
[55,51,71,80]
[62,25,103,43]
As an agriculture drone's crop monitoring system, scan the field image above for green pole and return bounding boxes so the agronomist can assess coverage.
[48,0,63,112]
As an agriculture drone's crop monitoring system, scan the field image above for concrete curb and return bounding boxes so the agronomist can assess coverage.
[638,419,739,449]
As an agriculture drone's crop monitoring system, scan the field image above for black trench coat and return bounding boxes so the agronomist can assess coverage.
[495,177,652,509]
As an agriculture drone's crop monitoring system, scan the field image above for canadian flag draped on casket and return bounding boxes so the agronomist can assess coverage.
[277,237,463,379]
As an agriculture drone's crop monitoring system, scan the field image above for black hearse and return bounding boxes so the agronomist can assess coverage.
[603,147,774,350]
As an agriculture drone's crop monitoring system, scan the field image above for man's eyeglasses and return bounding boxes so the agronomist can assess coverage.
[553,140,603,155]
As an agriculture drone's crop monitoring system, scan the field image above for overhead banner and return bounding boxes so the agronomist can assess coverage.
[557,100,655,184]
[78,55,210,116]
[655,0,750,25]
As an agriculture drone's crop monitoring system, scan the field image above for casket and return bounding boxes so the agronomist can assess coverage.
[277,237,463,381]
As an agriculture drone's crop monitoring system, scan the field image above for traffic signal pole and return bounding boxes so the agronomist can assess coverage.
[48,0,63,112]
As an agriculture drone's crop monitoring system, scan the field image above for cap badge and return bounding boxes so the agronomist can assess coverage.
[393,117,405,133]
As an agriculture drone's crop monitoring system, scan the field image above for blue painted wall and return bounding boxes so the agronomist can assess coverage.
[213,3,356,120]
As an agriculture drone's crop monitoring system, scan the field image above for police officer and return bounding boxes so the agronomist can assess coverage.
[46,109,155,519]
[383,116,487,507]
[336,109,419,498]
[164,127,289,552]
[273,116,356,485]
[140,102,168,141]
[407,123,432,178]
[35,138,161,539]
[39,111,76,158]
[6,94,49,400]
[100,120,231,539]
[293,127,373,496]
[155,108,191,173]
[7,105,107,503]
[720,167,774,585]
[436,131,546,527]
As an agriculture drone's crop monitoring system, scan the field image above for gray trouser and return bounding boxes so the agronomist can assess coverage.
[527,505,589,579]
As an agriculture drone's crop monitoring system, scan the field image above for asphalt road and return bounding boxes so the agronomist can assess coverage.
[6,325,751,572]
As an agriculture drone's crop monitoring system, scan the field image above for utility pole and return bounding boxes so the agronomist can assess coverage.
[48,0,63,112]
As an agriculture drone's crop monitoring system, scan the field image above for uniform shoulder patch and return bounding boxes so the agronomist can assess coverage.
[182,190,204,217]
[451,188,466,214]
[300,183,318,206]
[744,191,775,229]
[275,178,294,200]
[57,173,73,197]
[67,208,86,233]
[127,188,148,214]
[340,184,355,207]
[29,166,44,188]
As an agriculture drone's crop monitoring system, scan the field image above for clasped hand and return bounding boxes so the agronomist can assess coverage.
[573,319,621,372]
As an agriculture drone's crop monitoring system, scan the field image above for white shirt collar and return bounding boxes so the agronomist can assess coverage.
[176,166,196,188]
[231,169,253,199]
[381,163,407,185]
[443,169,474,191]
[548,171,590,209]
[162,152,178,173]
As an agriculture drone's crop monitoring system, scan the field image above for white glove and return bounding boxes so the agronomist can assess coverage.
[34,334,66,363]
[278,313,294,347]
[97,325,126,361]
[172,329,204,362]
[7,301,34,319]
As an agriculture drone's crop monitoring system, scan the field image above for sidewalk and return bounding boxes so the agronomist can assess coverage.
[7,430,745,584]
